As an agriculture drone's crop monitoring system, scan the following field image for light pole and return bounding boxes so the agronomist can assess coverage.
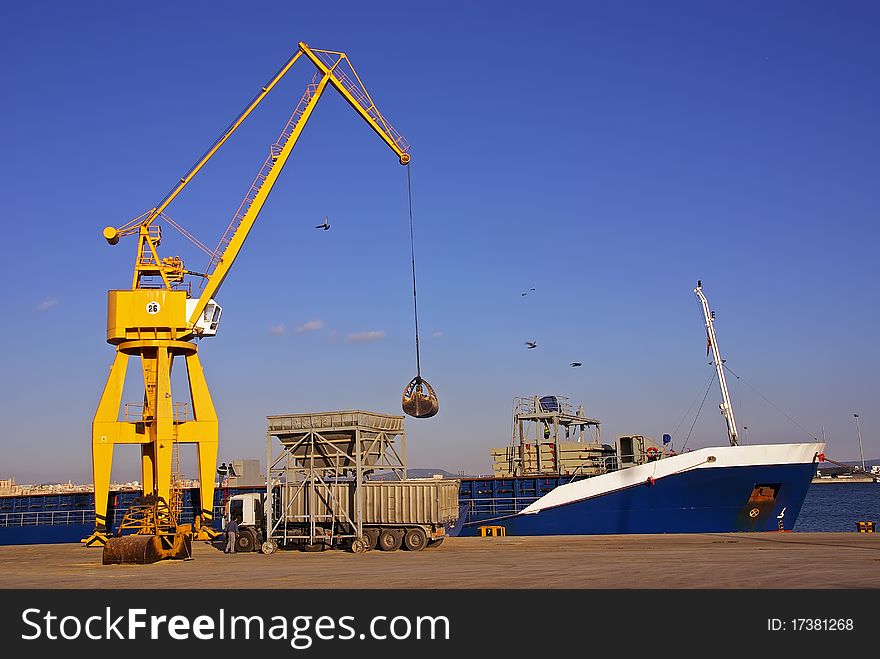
[854,414,865,473]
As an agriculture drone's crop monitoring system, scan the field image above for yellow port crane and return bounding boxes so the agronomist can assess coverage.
[86,42,410,558]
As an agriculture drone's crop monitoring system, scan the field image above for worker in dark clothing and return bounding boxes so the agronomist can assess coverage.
[224,516,239,554]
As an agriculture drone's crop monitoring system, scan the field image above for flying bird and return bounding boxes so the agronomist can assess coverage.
[525,341,537,349]
[521,288,536,296]
[570,362,582,367]
[315,216,330,231]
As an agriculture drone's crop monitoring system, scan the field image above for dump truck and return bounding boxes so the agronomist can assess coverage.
[224,478,460,553]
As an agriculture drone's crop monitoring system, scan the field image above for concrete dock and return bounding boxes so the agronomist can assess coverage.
[1,532,878,589]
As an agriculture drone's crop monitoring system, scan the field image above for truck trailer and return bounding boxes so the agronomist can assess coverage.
[225,478,460,553]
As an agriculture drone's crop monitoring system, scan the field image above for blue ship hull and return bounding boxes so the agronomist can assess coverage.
[0,487,262,547]
[455,461,817,536]
[0,523,95,546]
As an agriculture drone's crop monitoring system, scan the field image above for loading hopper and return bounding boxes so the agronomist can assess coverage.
[268,411,405,470]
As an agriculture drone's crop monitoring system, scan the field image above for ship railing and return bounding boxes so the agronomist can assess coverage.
[0,510,95,527]
[514,396,574,417]
[498,454,616,479]
[463,496,541,517]
[0,505,230,530]
[565,457,618,481]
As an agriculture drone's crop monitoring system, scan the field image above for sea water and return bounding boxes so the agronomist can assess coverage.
[794,483,880,531]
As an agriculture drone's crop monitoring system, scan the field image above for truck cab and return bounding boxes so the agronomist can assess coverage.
[224,492,265,552]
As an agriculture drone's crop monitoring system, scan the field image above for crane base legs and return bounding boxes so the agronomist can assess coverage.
[87,339,219,550]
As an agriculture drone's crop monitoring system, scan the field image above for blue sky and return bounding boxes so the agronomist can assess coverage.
[0,1,877,483]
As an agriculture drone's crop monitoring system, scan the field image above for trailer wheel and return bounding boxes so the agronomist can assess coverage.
[362,528,379,551]
[378,528,403,552]
[302,542,326,552]
[261,540,278,555]
[351,538,368,554]
[402,527,428,551]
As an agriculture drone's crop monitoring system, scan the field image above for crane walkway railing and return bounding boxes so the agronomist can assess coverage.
[203,78,321,279]
[311,49,409,154]
[123,402,191,422]
[136,225,162,267]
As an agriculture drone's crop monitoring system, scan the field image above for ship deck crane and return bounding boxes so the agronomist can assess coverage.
[87,42,411,560]
[695,280,739,447]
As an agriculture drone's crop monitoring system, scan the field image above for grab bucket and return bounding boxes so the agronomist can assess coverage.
[402,376,439,418]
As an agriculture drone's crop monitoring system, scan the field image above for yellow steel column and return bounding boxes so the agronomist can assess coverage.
[141,443,155,495]
[86,350,129,545]
[186,350,219,538]
[140,346,159,497]
[154,345,175,507]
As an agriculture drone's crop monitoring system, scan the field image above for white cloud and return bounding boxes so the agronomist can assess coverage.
[432,331,444,338]
[295,319,325,334]
[268,323,286,336]
[37,297,59,312]
[347,330,385,343]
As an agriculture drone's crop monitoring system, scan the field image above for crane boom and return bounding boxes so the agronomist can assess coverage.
[103,50,305,245]
[188,70,332,326]
[188,42,409,327]
[299,43,410,165]
[101,42,409,334]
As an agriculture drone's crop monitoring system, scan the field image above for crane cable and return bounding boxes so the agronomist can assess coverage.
[407,165,422,378]
[680,371,717,452]
[722,363,819,441]
[401,164,438,418]
[670,371,717,442]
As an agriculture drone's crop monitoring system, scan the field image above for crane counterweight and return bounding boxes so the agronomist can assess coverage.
[103,226,119,245]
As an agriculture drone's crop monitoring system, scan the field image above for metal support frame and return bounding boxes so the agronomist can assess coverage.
[264,412,406,548]
[498,396,606,477]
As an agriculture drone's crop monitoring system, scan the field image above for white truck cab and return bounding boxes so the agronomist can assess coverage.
[224,492,265,552]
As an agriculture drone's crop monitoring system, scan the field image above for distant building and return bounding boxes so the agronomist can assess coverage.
[222,460,264,488]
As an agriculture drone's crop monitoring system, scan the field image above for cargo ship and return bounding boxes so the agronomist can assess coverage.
[451,394,822,536]
[451,282,824,536]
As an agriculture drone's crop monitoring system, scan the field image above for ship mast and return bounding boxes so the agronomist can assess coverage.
[694,281,739,447]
